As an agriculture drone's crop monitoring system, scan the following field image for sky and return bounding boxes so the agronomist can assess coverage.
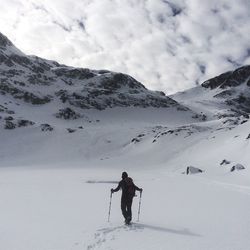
[0,0,250,94]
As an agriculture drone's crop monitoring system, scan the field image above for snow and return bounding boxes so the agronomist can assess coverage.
[1,104,250,249]
[0,166,250,250]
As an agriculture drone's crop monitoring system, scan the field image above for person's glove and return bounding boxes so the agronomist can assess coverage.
[111,188,114,193]
[140,188,143,192]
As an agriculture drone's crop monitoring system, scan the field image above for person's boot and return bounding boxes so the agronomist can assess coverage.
[125,216,131,225]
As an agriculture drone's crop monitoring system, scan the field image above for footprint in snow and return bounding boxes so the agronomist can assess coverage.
[86,223,143,249]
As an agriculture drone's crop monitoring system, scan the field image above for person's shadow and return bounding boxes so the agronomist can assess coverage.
[134,223,201,237]
[100,223,201,237]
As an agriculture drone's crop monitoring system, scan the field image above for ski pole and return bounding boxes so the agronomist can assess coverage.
[108,191,113,222]
[137,190,142,222]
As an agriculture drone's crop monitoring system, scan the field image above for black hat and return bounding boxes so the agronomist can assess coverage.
[122,171,128,179]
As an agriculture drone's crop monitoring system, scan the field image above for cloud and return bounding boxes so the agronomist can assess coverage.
[0,0,250,94]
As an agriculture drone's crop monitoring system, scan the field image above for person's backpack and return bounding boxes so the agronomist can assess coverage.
[124,177,136,197]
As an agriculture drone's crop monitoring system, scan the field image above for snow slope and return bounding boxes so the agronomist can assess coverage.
[1,32,250,250]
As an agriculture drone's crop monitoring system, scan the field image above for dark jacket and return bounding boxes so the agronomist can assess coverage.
[113,179,141,200]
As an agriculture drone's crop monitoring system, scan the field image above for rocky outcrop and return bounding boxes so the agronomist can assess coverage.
[230,164,245,172]
[186,166,203,175]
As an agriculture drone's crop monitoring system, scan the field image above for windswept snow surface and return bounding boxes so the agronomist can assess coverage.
[1,107,250,250]
[0,166,250,250]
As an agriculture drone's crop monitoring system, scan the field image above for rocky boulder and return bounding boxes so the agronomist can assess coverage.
[186,166,204,175]
[230,164,245,172]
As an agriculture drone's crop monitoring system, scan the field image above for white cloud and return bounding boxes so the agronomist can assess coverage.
[0,0,249,94]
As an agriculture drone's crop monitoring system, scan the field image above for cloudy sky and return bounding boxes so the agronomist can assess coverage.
[0,0,250,94]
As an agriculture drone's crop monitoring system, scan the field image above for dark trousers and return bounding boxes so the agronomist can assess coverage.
[121,197,133,221]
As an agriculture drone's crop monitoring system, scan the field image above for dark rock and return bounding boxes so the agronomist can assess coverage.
[192,113,207,121]
[4,116,14,121]
[138,134,145,138]
[21,92,51,104]
[40,124,53,132]
[226,94,250,114]
[55,107,81,120]
[220,159,231,165]
[247,78,250,87]
[186,166,203,175]
[0,83,51,104]
[214,90,234,98]
[67,128,76,133]
[54,67,95,80]
[231,164,245,172]
[4,120,16,129]
[17,119,35,127]
[131,138,140,143]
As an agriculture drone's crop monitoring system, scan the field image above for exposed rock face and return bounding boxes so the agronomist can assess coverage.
[0,31,186,111]
[202,66,250,89]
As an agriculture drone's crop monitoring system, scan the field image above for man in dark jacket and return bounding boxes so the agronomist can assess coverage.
[111,172,142,224]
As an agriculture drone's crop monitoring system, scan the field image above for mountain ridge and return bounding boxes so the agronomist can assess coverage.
[0,31,187,112]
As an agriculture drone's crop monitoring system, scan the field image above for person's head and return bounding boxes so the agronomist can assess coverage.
[122,171,128,180]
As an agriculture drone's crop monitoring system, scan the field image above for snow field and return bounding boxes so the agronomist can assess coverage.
[0,166,250,250]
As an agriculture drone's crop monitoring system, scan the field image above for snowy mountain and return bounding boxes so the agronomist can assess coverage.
[0,31,197,165]
[1,30,250,169]
[0,32,185,111]
[1,32,250,250]
[1,31,250,169]
[173,65,250,122]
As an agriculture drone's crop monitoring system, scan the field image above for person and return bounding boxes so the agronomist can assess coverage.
[111,172,142,224]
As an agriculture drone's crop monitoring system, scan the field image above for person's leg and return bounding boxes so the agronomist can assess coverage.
[126,198,133,222]
[121,198,127,220]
